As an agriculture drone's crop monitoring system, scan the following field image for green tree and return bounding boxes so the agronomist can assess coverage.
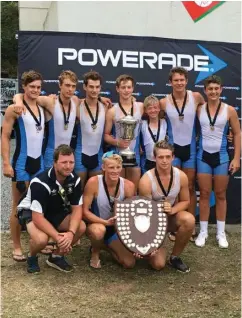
[1,1,19,77]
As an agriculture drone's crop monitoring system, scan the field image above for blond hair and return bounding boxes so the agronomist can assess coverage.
[102,154,123,165]
[58,70,78,85]
[143,95,160,109]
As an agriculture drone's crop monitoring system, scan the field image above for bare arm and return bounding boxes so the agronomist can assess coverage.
[1,106,17,177]
[138,174,152,198]
[159,98,166,112]
[13,93,55,115]
[124,179,136,198]
[228,106,241,174]
[83,177,109,225]
[68,205,83,234]
[104,108,117,146]
[193,92,205,107]
[171,171,190,214]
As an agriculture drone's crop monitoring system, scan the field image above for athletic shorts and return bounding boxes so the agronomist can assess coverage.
[74,149,103,173]
[104,226,119,245]
[197,159,229,176]
[12,155,44,182]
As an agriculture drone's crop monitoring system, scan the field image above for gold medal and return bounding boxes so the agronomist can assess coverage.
[210,125,215,131]
[179,115,184,121]
[64,124,68,130]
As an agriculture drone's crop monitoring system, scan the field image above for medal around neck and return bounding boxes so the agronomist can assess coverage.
[117,114,138,167]
[114,196,168,256]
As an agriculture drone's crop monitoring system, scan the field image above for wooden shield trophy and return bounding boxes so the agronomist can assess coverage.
[114,196,168,256]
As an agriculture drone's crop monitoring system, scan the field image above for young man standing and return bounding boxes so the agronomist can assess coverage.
[1,70,45,262]
[17,145,86,273]
[14,70,79,169]
[159,67,205,241]
[83,151,136,269]
[195,76,240,248]
[139,141,194,272]
[104,74,143,192]
[74,71,107,188]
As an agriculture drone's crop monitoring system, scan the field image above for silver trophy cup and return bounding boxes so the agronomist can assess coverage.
[117,114,138,166]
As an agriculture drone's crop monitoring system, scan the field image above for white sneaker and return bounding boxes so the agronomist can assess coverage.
[216,232,229,248]
[195,232,208,247]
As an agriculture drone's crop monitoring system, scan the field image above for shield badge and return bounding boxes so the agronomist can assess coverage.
[114,196,168,256]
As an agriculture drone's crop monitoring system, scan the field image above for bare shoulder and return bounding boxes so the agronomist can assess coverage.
[193,91,205,106]
[84,175,99,193]
[228,104,238,116]
[4,104,18,119]
[72,95,80,106]
[124,178,135,196]
[138,172,152,195]
[106,106,115,118]
[177,169,189,185]
[159,96,167,110]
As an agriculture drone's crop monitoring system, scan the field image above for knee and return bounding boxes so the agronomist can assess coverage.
[199,189,211,200]
[214,190,226,201]
[88,224,106,241]
[151,261,166,271]
[77,221,86,237]
[32,232,49,248]
[121,256,136,269]
[180,212,195,230]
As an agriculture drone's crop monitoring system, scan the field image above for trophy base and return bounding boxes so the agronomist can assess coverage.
[121,155,137,167]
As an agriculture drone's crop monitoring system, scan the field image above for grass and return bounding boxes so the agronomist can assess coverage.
[1,229,241,318]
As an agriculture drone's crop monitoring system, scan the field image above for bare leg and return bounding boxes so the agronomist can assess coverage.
[197,173,213,221]
[213,175,229,221]
[125,167,141,193]
[11,181,29,260]
[108,238,136,269]
[77,171,88,191]
[170,211,195,256]
[27,222,49,256]
[182,168,197,238]
[148,247,167,270]
[86,223,106,268]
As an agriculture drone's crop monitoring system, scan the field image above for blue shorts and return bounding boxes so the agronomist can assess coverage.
[197,159,229,176]
[172,151,196,169]
[12,156,44,182]
[74,149,103,173]
[104,226,119,245]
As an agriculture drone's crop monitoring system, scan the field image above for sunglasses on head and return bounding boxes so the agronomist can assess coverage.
[102,150,117,159]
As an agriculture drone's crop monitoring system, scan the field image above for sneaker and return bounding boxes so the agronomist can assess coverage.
[46,255,73,272]
[216,232,229,248]
[195,232,208,247]
[27,255,40,274]
[168,256,190,273]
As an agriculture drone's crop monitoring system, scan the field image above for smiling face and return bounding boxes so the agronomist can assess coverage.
[170,72,188,94]
[102,157,122,182]
[83,79,101,100]
[23,80,42,100]
[204,83,222,102]
[116,80,134,101]
[145,101,161,120]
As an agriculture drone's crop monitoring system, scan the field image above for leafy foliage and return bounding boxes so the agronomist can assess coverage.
[1,1,19,77]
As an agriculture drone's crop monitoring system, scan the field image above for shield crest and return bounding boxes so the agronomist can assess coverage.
[115,196,168,256]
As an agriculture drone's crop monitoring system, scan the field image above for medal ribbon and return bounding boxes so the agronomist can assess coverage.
[23,99,41,129]
[84,99,99,129]
[155,167,173,198]
[118,101,134,116]
[206,101,222,129]
[171,91,187,119]
[102,176,120,213]
[59,96,71,128]
[148,119,161,143]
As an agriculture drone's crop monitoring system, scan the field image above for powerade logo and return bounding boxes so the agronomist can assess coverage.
[58,45,227,84]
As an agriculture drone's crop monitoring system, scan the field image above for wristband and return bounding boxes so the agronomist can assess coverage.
[68,230,75,236]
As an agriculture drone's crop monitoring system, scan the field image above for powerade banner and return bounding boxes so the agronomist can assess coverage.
[18,31,241,224]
